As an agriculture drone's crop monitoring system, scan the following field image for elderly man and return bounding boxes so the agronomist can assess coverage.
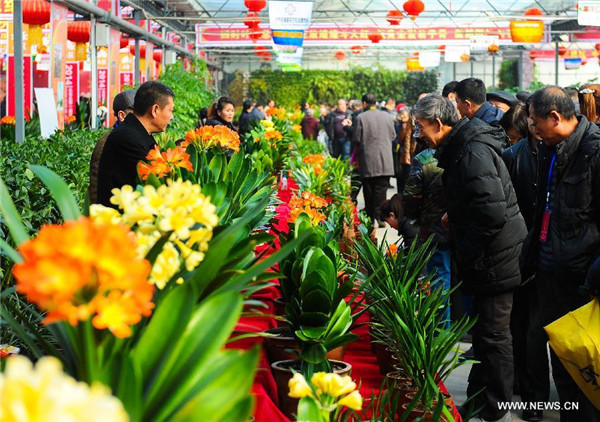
[352,93,396,223]
[523,86,600,422]
[96,81,174,207]
[413,94,526,422]
[326,99,353,159]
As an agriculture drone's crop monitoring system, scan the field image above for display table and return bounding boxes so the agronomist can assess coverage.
[229,285,462,422]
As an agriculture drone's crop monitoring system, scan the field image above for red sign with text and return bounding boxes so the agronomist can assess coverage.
[64,62,79,118]
[120,72,134,88]
[98,68,108,105]
[7,55,32,117]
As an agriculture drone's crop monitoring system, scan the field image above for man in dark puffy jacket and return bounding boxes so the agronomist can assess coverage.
[523,86,600,422]
[455,78,505,125]
[326,99,354,159]
[413,94,526,422]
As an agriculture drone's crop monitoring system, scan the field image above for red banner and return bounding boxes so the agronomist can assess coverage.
[98,68,108,106]
[530,49,599,60]
[64,62,79,118]
[197,24,512,46]
[120,72,133,88]
[6,55,32,117]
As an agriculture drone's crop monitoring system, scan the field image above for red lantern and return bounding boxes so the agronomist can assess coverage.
[594,43,600,53]
[120,36,129,49]
[403,0,425,21]
[351,45,363,55]
[22,0,51,50]
[249,28,263,42]
[438,45,446,51]
[244,0,267,12]
[244,12,261,28]
[254,46,267,56]
[488,44,499,54]
[335,51,346,61]
[153,50,162,62]
[263,52,272,62]
[510,21,544,43]
[369,33,383,44]
[67,21,91,61]
[524,8,543,18]
[129,43,147,57]
[460,53,470,62]
[386,10,403,25]
[558,46,567,57]
[97,0,112,11]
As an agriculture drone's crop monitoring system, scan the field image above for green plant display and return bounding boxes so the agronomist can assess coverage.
[498,59,519,90]
[245,68,439,108]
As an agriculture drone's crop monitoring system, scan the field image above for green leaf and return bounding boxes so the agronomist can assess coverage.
[299,343,327,364]
[29,165,81,221]
[132,284,195,379]
[144,231,174,266]
[297,397,325,422]
[116,356,143,422]
[0,177,30,245]
[0,237,23,263]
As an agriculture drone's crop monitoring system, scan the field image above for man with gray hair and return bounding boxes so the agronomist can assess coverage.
[413,94,527,422]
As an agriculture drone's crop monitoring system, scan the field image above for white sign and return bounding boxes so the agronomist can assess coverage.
[277,47,303,64]
[470,35,499,52]
[418,51,441,67]
[34,88,59,138]
[578,1,600,26]
[445,45,470,62]
[269,1,313,30]
[195,23,202,46]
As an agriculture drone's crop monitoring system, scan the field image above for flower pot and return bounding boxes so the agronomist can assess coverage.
[405,391,455,412]
[325,345,347,361]
[400,402,451,421]
[386,371,418,412]
[263,328,298,365]
[271,359,352,420]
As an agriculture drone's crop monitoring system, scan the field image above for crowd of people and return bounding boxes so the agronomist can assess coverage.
[88,77,600,422]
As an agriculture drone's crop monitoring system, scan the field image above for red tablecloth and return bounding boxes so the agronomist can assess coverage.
[229,285,462,422]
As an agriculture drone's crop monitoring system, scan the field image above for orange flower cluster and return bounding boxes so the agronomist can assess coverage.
[185,124,240,152]
[0,115,16,125]
[288,191,328,226]
[386,243,399,257]
[265,107,286,119]
[265,129,283,142]
[65,115,77,124]
[138,145,193,181]
[13,217,154,338]
[302,154,326,176]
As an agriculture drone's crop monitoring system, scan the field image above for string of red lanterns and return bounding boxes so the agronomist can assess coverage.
[244,0,266,13]
[244,12,261,28]
[386,10,403,25]
[335,51,346,61]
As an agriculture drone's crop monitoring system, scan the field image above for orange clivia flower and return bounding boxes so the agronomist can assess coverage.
[265,107,287,119]
[265,129,283,142]
[302,154,325,167]
[138,145,193,181]
[386,243,399,257]
[66,115,77,124]
[288,191,328,226]
[0,115,16,125]
[13,217,154,338]
[185,125,240,152]
[292,124,302,133]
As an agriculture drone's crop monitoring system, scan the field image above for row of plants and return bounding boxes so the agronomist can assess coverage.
[244,67,440,108]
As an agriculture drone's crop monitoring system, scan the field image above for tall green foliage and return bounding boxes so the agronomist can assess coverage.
[159,60,214,137]
[498,59,519,90]
[246,67,439,107]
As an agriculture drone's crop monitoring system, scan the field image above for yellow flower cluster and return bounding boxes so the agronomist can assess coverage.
[90,180,219,289]
[292,124,302,133]
[288,372,363,411]
[0,356,129,422]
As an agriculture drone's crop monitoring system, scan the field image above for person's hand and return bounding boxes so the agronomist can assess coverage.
[441,212,449,231]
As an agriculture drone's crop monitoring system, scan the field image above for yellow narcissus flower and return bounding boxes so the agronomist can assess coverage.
[311,372,356,397]
[338,390,363,411]
[288,373,313,398]
[0,356,129,422]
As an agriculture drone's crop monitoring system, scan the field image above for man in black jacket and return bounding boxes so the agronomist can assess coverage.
[502,122,551,422]
[96,81,174,208]
[413,94,527,422]
[238,99,254,138]
[523,86,600,422]
[455,78,505,125]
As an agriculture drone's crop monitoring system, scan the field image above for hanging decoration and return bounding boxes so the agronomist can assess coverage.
[335,51,346,61]
[129,42,147,71]
[510,20,544,43]
[262,52,272,62]
[22,0,51,51]
[386,10,403,25]
[120,36,129,50]
[406,56,425,71]
[488,44,499,54]
[153,50,162,62]
[460,52,471,62]
[67,21,91,61]
[368,32,383,44]
[403,0,425,21]
[244,12,261,28]
[524,8,544,18]
[558,46,567,57]
[438,45,446,51]
[97,0,112,12]
[594,43,600,53]
[245,0,267,13]
[249,27,263,42]
[351,46,363,54]
[254,46,268,56]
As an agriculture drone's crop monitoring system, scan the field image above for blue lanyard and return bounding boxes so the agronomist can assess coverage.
[545,153,557,211]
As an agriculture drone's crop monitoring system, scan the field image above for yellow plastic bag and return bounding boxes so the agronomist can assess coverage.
[545,298,600,410]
